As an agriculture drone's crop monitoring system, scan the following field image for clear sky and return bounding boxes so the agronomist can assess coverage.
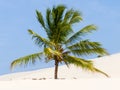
[0,0,120,75]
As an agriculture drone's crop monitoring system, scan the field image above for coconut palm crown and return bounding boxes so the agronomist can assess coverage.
[11,5,109,79]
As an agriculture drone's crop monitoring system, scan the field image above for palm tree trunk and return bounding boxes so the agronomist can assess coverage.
[54,60,59,79]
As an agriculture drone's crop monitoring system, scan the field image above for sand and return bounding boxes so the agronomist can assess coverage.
[0,53,120,90]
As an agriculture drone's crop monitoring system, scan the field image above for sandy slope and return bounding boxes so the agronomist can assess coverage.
[0,53,120,90]
[0,53,120,80]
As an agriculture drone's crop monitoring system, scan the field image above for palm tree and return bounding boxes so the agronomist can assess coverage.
[11,5,109,79]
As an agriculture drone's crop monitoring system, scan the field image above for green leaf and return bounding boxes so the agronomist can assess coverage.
[11,52,43,70]
[64,55,95,71]
[36,10,45,29]
[64,9,74,23]
[67,40,109,56]
[65,25,97,45]
[94,68,109,77]
[69,11,82,24]
[46,8,53,29]
[63,55,109,77]
[28,29,55,47]
[53,5,66,24]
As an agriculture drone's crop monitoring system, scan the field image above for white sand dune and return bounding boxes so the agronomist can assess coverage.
[0,53,120,80]
[0,53,120,90]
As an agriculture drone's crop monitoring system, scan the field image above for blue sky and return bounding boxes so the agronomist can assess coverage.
[0,0,120,75]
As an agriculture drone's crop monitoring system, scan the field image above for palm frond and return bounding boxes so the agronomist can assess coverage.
[64,9,74,23]
[69,11,82,24]
[68,40,101,49]
[94,68,109,77]
[28,30,55,47]
[69,48,108,57]
[63,55,109,77]
[45,8,57,41]
[36,10,45,29]
[11,52,43,70]
[46,8,53,30]
[64,55,95,71]
[52,5,66,24]
[67,40,108,56]
[55,23,73,43]
[46,6,70,43]
[65,25,97,45]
